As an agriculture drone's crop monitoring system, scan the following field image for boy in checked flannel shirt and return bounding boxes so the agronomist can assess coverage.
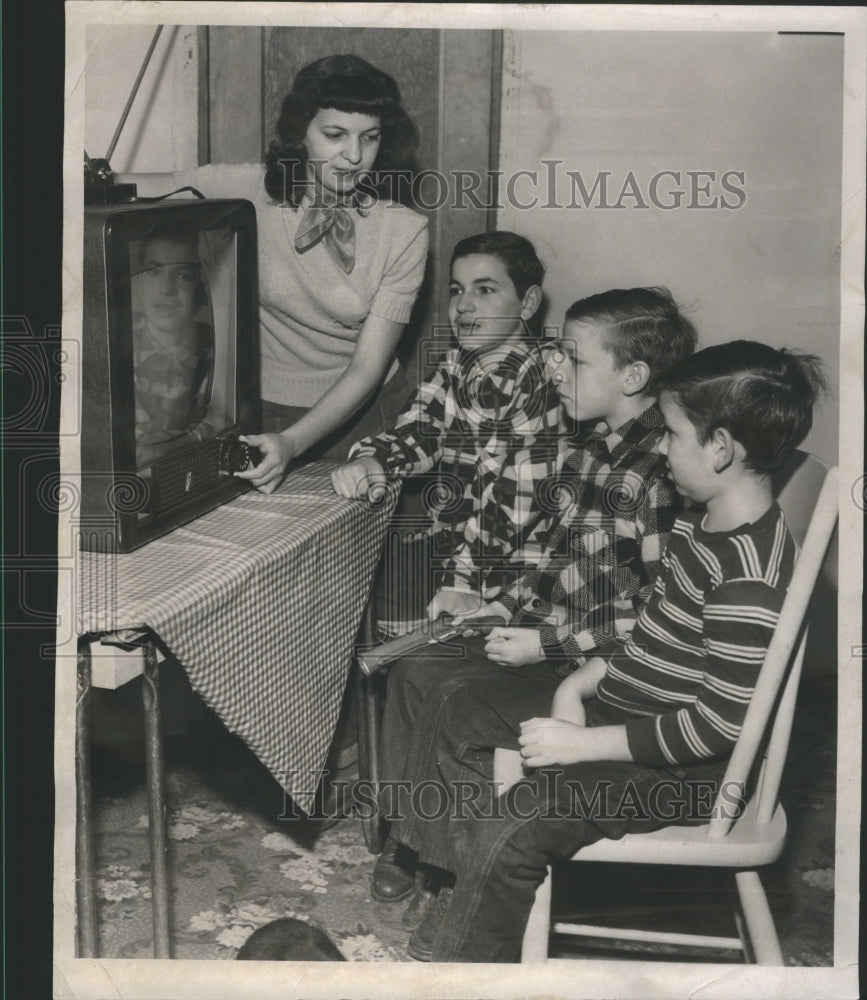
[395,341,826,963]
[332,231,567,635]
[368,287,697,919]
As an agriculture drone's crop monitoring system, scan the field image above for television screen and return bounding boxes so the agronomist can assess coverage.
[81,199,259,552]
[129,223,236,470]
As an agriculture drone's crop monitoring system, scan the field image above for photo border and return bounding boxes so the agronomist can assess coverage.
[56,4,864,998]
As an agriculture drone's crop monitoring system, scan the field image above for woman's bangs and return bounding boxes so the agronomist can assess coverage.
[317,76,395,119]
[321,95,393,120]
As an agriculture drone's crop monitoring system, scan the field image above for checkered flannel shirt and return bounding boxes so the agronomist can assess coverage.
[500,403,681,670]
[349,340,567,596]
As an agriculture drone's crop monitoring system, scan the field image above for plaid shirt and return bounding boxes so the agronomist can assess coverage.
[349,340,567,595]
[500,404,681,667]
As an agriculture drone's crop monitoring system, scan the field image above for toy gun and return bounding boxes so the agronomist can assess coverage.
[358,614,506,677]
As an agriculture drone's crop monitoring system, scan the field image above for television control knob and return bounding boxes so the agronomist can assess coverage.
[219,437,264,473]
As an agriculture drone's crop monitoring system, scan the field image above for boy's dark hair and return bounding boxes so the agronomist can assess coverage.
[564,286,696,378]
[649,340,828,473]
[263,54,419,206]
[450,231,545,298]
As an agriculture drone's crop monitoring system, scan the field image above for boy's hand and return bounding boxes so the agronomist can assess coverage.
[518,718,590,766]
[331,456,386,501]
[519,717,632,766]
[484,626,543,666]
[235,432,296,494]
[428,589,485,622]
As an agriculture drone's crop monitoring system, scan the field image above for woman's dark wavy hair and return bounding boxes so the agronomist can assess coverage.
[263,54,419,206]
[649,340,828,473]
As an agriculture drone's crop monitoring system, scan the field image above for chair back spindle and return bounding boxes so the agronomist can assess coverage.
[708,467,839,839]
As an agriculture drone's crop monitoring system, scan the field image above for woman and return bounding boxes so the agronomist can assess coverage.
[154,54,429,487]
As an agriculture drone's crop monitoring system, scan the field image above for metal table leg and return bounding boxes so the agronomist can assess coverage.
[75,641,98,957]
[142,640,172,958]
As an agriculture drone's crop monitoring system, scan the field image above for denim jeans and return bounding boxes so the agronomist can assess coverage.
[378,638,530,793]
[384,650,727,962]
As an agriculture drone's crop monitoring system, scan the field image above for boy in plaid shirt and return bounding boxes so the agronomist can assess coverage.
[332,232,567,633]
[370,286,697,915]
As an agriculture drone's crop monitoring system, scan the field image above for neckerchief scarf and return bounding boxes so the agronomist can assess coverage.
[293,184,373,274]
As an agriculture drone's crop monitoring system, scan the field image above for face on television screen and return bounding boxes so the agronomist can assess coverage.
[129,224,238,470]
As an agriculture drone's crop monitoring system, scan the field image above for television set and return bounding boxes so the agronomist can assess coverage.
[80,198,260,552]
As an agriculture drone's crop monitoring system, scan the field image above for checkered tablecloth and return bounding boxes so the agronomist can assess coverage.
[78,462,396,813]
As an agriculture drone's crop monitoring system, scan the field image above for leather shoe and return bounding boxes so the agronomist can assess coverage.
[402,873,436,931]
[371,836,415,902]
[407,886,453,962]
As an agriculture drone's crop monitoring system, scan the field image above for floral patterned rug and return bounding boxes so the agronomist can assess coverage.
[88,666,837,964]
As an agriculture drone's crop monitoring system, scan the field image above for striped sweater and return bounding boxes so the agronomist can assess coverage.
[596,501,796,767]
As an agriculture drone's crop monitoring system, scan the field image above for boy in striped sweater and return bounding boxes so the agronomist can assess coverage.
[540,340,828,766]
[403,340,826,962]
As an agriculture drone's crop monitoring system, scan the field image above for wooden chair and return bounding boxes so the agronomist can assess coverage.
[494,462,839,965]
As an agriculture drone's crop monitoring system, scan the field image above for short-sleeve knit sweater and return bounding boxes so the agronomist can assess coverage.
[175,163,429,407]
